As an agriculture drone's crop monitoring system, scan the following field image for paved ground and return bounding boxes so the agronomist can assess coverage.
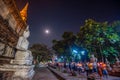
[49,67,120,80]
[32,67,58,80]
[107,76,120,80]
[69,71,120,80]
[77,72,120,80]
[32,66,120,80]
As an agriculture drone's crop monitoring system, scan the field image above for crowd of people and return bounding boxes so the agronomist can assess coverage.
[48,55,120,80]
[50,61,110,79]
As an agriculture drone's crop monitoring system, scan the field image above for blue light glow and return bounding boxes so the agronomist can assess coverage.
[81,51,85,55]
[73,49,78,53]
[61,56,63,58]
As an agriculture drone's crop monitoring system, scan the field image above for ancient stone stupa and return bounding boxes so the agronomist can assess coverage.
[11,2,35,80]
[0,0,34,80]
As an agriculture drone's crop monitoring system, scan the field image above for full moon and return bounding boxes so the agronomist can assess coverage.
[45,29,50,34]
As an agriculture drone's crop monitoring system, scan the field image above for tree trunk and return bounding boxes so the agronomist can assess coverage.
[99,44,103,62]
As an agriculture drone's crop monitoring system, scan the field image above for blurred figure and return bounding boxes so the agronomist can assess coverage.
[88,62,93,74]
[85,63,89,76]
[102,63,108,78]
[68,62,72,72]
[93,61,97,73]
[97,62,103,80]
[77,62,83,74]
[64,62,67,69]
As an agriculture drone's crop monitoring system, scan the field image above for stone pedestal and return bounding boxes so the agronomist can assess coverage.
[11,26,34,80]
[10,50,33,65]
[9,50,34,80]
[13,65,34,80]
[0,64,34,80]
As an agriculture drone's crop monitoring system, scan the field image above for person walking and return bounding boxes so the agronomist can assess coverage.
[97,62,103,80]
[69,62,72,72]
[77,62,83,74]
[102,63,108,79]
[85,63,89,77]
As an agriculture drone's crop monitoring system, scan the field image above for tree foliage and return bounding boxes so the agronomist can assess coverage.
[52,19,120,63]
[77,19,120,62]
[30,43,53,63]
[52,32,77,62]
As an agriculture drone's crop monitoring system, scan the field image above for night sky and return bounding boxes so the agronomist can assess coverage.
[16,0,120,47]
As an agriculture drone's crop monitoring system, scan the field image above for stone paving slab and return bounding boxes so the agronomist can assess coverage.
[32,67,58,80]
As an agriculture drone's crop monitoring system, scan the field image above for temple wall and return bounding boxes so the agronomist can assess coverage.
[0,0,27,58]
[0,0,34,80]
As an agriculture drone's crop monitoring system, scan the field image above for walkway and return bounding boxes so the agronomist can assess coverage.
[32,67,58,80]
[48,66,120,80]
